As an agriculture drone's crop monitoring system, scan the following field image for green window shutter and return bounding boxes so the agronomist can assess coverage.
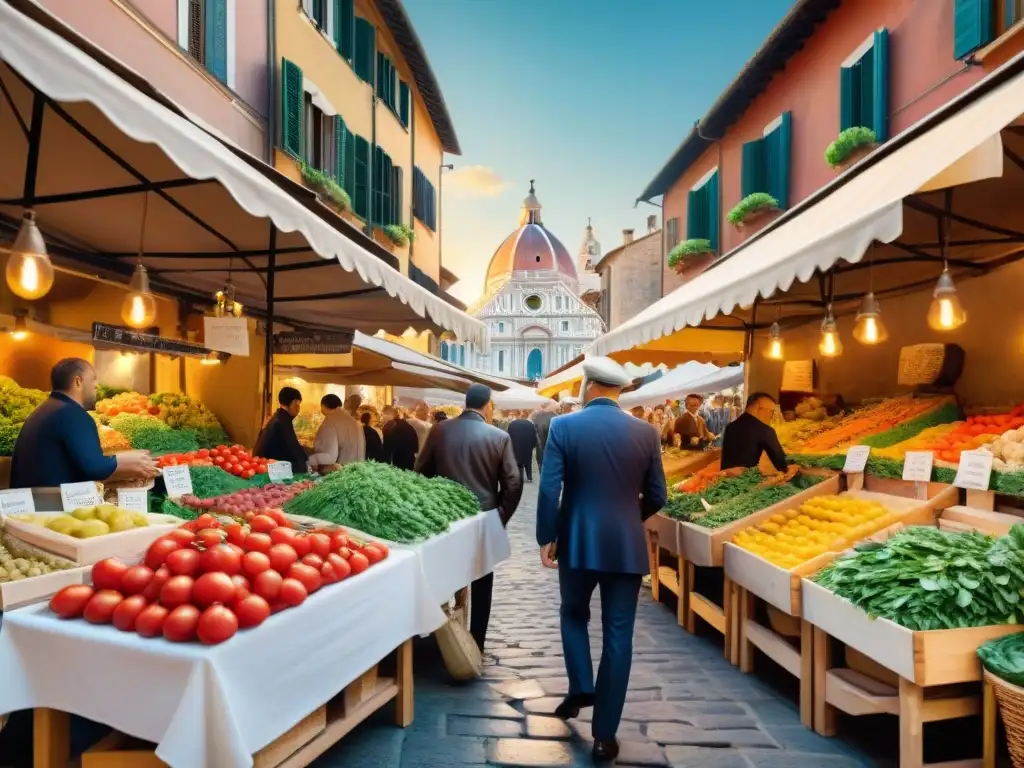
[839,66,854,130]
[354,18,375,84]
[343,125,355,198]
[954,0,993,59]
[872,29,890,142]
[333,116,347,187]
[856,54,873,130]
[1009,0,1020,28]
[354,135,369,218]
[376,53,385,100]
[371,145,381,223]
[382,153,393,227]
[740,138,765,198]
[205,0,228,83]
[766,111,792,209]
[393,165,404,225]
[281,59,304,158]
[686,189,700,240]
[399,81,410,126]
[705,171,720,254]
[335,0,354,61]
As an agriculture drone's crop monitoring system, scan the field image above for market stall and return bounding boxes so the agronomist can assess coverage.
[395,382,553,412]
[619,361,720,409]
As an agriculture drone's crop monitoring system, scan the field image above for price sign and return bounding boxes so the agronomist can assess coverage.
[0,488,35,519]
[843,445,871,474]
[954,449,994,491]
[203,316,249,356]
[60,482,102,512]
[117,488,149,513]
[902,451,934,483]
[162,466,194,498]
[268,461,293,483]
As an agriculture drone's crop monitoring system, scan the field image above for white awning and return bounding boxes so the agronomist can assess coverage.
[619,362,719,408]
[591,52,1024,358]
[395,383,553,411]
[0,0,486,347]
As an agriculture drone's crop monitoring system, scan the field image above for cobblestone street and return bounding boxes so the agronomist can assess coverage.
[315,472,875,768]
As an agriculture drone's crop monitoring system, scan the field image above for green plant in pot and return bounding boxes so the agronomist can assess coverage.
[727,192,779,229]
[299,163,351,212]
[667,238,714,274]
[382,224,415,247]
[825,127,877,170]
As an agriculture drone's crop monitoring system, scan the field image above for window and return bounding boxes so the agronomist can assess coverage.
[354,18,375,84]
[335,0,354,61]
[740,112,792,208]
[186,0,204,66]
[354,135,370,218]
[440,341,448,361]
[302,94,335,173]
[498,350,505,372]
[377,54,397,112]
[459,346,466,366]
[686,168,720,253]
[561,320,569,333]
[665,217,679,255]
[399,81,411,127]
[955,0,1024,58]
[281,58,304,159]
[555,296,562,310]
[391,165,404,226]
[413,167,437,230]
[497,321,505,333]
[524,294,542,312]
[303,0,328,31]
[179,0,232,86]
[372,145,395,226]
[839,29,890,141]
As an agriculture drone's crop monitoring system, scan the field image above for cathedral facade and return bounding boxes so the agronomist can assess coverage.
[445,183,604,381]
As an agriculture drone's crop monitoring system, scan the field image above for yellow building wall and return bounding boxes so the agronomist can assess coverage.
[412,96,442,283]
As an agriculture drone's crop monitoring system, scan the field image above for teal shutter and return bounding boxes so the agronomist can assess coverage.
[381,152,393,226]
[354,19,375,84]
[872,29,890,142]
[686,189,700,240]
[376,53,386,100]
[954,0,993,59]
[766,112,792,209]
[705,171,720,254]
[354,135,370,218]
[856,54,873,129]
[371,146,381,223]
[335,0,354,61]
[392,165,403,225]
[839,66,854,130]
[281,59,304,158]
[333,116,347,187]
[1009,0,1020,28]
[343,126,356,198]
[740,138,765,197]
[205,0,228,83]
[399,81,410,126]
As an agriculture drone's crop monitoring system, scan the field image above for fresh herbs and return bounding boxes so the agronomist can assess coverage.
[978,633,1024,686]
[662,469,763,522]
[694,481,818,530]
[861,403,963,449]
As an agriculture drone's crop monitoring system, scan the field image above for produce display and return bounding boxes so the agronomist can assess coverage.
[293,413,323,450]
[983,425,1024,472]
[98,425,132,454]
[94,392,153,418]
[775,414,844,450]
[663,469,763,520]
[786,397,945,454]
[662,469,825,528]
[283,462,480,543]
[107,413,200,454]
[675,461,724,493]
[177,480,317,516]
[157,445,268,477]
[48,510,390,644]
[978,632,1024,686]
[693,477,823,530]
[733,494,898,568]
[815,525,1024,630]
[0,376,48,456]
[859,402,962,449]
[794,397,828,421]
[9,505,152,538]
[0,530,75,582]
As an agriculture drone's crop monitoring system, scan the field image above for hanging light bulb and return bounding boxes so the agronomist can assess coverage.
[200,352,221,366]
[818,307,843,358]
[853,293,889,345]
[927,268,967,331]
[764,321,785,360]
[10,312,29,342]
[214,281,244,318]
[121,264,158,329]
[6,211,55,300]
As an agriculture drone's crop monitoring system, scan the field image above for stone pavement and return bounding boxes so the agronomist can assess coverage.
[314,474,876,768]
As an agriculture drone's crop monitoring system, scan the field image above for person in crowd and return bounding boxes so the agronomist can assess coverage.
[432,410,448,424]
[407,401,432,452]
[361,411,385,462]
[629,406,645,419]
[701,393,733,447]
[507,411,539,483]
[10,358,159,488]
[416,384,521,651]
[254,387,309,473]
[344,393,362,418]
[536,358,667,763]
[673,393,714,449]
[381,404,419,470]
[531,403,555,470]
[721,391,790,473]
[307,394,365,473]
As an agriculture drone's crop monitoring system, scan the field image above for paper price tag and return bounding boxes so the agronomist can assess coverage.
[268,461,293,483]
[902,451,934,483]
[117,488,149,513]
[60,482,102,512]
[843,445,871,474]
[954,449,994,492]
[203,316,249,356]
[162,465,194,498]
[0,488,35,519]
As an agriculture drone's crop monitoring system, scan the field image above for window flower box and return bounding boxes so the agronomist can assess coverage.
[727,193,779,230]
[826,127,878,174]
[667,239,716,280]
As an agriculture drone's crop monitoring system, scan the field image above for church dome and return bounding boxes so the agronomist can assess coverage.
[484,182,578,288]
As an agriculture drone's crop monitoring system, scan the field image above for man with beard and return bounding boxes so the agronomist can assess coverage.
[11,358,159,487]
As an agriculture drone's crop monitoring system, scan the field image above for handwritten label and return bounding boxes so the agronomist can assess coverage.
[781,360,814,393]
[203,316,249,356]
[843,445,871,474]
[117,488,149,513]
[902,451,935,483]
[60,482,102,512]
[954,449,994,491]
[162,466,194,498]
[0,488,35,519]
[898,344,946,386]
[268,461,293,483]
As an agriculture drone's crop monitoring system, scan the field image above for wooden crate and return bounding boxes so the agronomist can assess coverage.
[254,707,328,768]
[3,512,180,565]
[645,513,683,611]
[343,665,380,713]
[0,564,90,611]
[661,449,719,480]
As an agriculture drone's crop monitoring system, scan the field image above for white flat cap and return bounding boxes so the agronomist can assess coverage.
[583,356,633,387]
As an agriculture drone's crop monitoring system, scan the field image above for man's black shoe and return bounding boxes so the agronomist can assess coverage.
[592,738,619,763]
[553,693,595,720]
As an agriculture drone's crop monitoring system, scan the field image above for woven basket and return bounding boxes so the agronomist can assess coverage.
[435,604,482,681]
[986,670,1024,767]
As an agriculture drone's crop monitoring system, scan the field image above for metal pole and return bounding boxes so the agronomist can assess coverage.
[263,225,277,420]
[23,92,45,203]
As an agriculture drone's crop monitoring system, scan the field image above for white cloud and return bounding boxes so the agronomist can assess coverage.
[445,165,509,198]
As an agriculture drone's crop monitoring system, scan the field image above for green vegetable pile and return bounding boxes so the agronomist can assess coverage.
[189,466,251,498]
[662,469,764,522]
[815,525,1024,630]
[693,477,824,529]
[861,403,963,448]
[283,461,480,542]
[978,632,1024,686]
[107,413,199,454]
[788,453,961,486]
[193,426,231,450]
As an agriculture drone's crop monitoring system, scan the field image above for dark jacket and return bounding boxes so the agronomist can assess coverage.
[254,408,308,473]
[363,425,385,463]
[536,398,667,574]
[382,418,419,470]
[415,410,522,522]
[721,412,788,472]
[507,418,538,465]
[532,410,554,459]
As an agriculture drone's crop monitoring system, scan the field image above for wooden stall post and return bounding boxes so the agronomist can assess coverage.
[262,225,277,422]
[647,529,660,602]
[739,587,754,673]
[800,620,814,729]
[395,638,414,727]
[813,627,837,737]
[898,677,926,768]
[33,708,69,768]
[983,675,997,768]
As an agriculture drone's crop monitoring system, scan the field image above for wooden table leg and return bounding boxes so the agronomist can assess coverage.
[395,639,414,727]
[799,620,813,729]
[728,579,741,666]
[33,708,69,768]
[739,588,754,674]
[983,676,997,768]
[898,677,925,768]
[648,531,660,603]
[683,560,696,634]
[722,577,733,663]
[813,628,836,737]
[675,555,687,627]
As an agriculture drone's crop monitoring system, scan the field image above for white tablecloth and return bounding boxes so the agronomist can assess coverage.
[0,547,442,768]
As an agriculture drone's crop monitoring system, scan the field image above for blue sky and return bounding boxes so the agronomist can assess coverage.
[403,0,795,303]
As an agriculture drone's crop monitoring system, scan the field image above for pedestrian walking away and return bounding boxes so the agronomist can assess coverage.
[507,411,538,483]
[416,384,522,651]
[536,356,667,763]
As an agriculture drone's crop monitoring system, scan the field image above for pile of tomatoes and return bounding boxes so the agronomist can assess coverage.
[49,509,388,645]
[157,444,270,479]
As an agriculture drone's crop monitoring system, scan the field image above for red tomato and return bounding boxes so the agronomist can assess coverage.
[241,551,271,579]
[337,546,352,560]
[194,514,218,529]
[243,532,272,553]
[197,449,210,459]
[200,544,242,576]
[267,509,290,528]
[229,463,242,476]
[301,554,324,570]
[326,553,352,581]
[372,542,389,558]
[143,567,171,602]
[91,558,129,591]
[165,548,202,577]
[232,444,245,454]
[163,604,201,642]
[320,561,339,584]
[287,563,321,594]
[257,463,268,475]
[49,585,95,619]
[224,522,247,547]
[135,604,170,637]
[268,544,299,574]
[120,565,155,596]
[145,537,181,570]
[231,574,251,603]
[213,455,226,466]
[112,595,149,632]
[234,595,270,629]
[308,533,331,559]
[330,531,350,550]
[279,578,308,607]
[197,605,238,645]
[160,575,194,608]
[196,528,226,549]
[167,528,197,546]
[249,515,277,534]
[269,527,297,546]
[253,569,283,602]
[349,551,370,575]
[192,572,237,608]
[361,545,384,564]
[83,590,124,624]
[290,535,311,558]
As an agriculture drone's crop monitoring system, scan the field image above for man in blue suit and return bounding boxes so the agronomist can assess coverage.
[536,357,668,762]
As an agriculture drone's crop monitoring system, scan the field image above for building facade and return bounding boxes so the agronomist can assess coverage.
[595,224,662,330]
[643,0,1024,298]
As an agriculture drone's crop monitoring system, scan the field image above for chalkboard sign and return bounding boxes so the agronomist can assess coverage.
[92,322,211,356]
[273,330,354,355]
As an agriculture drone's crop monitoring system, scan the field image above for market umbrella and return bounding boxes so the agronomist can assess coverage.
[618,362,720,409]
